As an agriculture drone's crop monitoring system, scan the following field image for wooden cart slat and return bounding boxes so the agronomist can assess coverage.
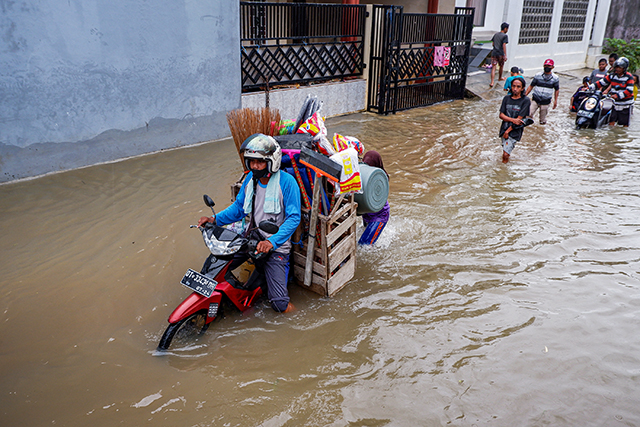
[292,251,326,277]
[293,264,328,289]
[328,230,356,272]
[326,209,356,247]
[328,255,355,296]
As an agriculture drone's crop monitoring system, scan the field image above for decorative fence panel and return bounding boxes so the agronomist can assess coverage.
[240,2,366,92]
[368,6,475,115]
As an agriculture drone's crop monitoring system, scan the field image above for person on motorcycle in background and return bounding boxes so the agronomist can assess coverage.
[590,58,608,84]
[590,57,636,127]
[607,53,619,75]
[570,76,591,112]
[198,134,301,313]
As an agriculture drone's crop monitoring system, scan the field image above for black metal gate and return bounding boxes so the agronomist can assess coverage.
[368,6,475,114]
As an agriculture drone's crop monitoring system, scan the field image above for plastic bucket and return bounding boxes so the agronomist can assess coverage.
[354,164,389,214]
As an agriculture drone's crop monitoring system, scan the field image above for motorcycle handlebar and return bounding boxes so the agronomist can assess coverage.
[252,249,273,260]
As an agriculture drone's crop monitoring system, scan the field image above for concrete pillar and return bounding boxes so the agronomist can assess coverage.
[548,0,565,48]
[587,0,612,68]
[591,0,612,47]
[504,0,523,68]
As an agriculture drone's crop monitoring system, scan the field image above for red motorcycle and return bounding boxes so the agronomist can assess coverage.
[157,195,278,351]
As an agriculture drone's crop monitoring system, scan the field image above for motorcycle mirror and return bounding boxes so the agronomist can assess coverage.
[258,220,279,235]
[203,194,215,208]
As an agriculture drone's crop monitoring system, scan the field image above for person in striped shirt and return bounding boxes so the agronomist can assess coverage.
[590,57,636,127]
[525,59,560,125]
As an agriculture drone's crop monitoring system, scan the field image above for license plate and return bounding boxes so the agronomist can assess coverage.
[180,269,217,298]
[578,110,594,118]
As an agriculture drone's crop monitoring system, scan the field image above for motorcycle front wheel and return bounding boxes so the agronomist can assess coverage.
[157,310,210,351]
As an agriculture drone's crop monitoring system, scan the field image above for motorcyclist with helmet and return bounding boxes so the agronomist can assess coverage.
[590,57,636,127]
[198,133,301,313]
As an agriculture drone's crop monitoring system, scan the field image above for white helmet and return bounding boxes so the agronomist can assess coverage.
[240,133,282,174]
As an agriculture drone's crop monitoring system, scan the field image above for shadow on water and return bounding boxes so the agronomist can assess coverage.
[2,72,640,426]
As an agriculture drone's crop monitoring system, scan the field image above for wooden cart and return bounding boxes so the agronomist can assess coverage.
[292,193,357,297]
[232,176,357,298]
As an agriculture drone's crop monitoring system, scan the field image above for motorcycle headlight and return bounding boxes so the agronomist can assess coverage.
[203,232,244,256]
[584,98,597,111]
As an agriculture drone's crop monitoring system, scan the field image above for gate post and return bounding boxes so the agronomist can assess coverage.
[362,4,373,109]
[367,5,403,115]
[455,7,475,97]
[387,7,403,115]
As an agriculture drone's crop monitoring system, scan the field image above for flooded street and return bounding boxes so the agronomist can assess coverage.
[2,73,640,426]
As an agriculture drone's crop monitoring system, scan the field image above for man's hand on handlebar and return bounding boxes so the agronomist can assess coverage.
[198,216,216,228]
[256,240,274,254]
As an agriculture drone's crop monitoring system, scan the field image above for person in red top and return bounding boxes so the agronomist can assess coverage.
[590,57,636,127]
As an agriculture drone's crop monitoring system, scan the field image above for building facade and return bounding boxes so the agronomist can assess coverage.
[0,0,617,183]
[456,0,613,72]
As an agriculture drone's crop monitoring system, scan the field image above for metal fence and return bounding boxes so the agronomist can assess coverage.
[368,6,475,114]
[240,2,366,92]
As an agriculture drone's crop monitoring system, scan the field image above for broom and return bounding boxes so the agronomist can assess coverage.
[227,107,281,170]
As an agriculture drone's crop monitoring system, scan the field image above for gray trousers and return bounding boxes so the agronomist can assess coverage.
[530,101,549,124]
[230,251,290,312]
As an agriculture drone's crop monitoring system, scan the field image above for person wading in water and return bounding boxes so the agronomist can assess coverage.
[498,77,531,163]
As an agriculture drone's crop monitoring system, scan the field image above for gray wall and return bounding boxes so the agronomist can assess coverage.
[0,1,240,182]
[605,0,640,40]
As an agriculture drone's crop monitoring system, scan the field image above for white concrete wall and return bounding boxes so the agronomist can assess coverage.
[471,0,508,33]
[508,0,597,73]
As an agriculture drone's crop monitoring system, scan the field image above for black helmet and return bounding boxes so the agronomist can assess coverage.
[613,57,629,72]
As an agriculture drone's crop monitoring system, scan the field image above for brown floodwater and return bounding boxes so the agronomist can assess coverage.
[2,74,640,426]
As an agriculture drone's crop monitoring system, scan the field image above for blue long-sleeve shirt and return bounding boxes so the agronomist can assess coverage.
[215,171,301,253]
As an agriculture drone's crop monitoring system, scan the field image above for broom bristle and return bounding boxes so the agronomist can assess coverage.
[227,107,281,170]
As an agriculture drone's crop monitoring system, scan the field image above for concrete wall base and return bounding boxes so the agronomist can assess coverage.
[241,79,367,120]
[0,112,230,183]
[586,45,605,70]
[1,79,367,183]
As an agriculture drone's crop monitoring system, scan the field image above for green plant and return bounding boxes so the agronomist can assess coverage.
[603,38,640,73]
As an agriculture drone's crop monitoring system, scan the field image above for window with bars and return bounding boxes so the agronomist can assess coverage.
[558,0,589,42]
[518,0,555,45]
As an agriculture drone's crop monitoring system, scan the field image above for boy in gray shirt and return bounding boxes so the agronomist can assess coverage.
[490,22,509,88]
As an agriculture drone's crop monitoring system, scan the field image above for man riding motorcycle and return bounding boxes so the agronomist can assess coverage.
[198,134,301,313]
[590,57,636,127]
